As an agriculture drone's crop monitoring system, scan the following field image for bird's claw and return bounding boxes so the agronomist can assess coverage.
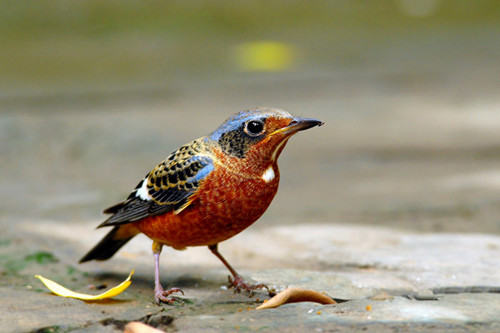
[154,287,184,304]
[227,275,269,296]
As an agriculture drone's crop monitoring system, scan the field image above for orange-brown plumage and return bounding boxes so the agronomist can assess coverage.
[80,107,323,304]
[137,159,279,249]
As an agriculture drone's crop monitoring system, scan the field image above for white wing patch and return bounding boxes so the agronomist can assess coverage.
[135,178,151,201]
[261,166,275,183]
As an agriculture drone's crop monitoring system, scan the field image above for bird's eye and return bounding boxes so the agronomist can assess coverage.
[244,120,264,136]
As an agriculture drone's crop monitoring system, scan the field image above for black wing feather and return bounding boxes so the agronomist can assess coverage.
[98,144,213,228]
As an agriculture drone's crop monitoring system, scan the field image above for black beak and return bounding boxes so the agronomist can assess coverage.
[270,117,324,136]
[284,117,324,134]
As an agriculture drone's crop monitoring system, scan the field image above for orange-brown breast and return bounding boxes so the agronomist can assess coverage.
[136,161,279,249]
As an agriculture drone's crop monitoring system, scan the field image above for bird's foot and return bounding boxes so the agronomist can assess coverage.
[227,275,269,296]
[154,286,184,305]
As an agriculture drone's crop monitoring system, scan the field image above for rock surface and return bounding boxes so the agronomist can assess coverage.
[2,222,500,332]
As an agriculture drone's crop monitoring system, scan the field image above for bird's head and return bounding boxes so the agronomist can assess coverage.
[209,107,323,170]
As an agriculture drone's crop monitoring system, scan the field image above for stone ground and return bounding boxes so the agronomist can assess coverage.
[2,31,500,331]
[2,221,500,332]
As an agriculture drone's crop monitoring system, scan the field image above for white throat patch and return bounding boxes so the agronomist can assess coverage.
[261,166,275,183]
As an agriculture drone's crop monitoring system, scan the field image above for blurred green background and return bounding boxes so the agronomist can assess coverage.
[2,0,499,92]
[2,0,500,233]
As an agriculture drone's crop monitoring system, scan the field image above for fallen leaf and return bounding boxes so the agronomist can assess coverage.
[256,288,336,310]
[34,270,134,301]
[124,322,165,333]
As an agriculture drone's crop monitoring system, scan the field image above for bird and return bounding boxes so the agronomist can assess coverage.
[80,107,323,304]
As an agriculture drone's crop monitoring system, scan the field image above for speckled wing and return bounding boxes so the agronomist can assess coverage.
[98,140,214,227]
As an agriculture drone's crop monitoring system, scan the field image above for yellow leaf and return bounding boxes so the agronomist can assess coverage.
[34,270,134,301]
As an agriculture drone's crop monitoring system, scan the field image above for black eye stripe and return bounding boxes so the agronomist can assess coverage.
[218,119,266,158]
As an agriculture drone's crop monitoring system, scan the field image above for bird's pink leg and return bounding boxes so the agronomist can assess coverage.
[153,242,183,304]
[208,244,269,296]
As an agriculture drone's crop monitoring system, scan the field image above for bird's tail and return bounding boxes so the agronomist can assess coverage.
[79,224,139,263]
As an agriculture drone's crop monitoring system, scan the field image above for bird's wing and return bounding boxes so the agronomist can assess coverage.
[98,149,214,228]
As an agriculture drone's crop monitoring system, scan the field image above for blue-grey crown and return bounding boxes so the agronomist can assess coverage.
[208,107,292,158]
[209,108,291,141]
